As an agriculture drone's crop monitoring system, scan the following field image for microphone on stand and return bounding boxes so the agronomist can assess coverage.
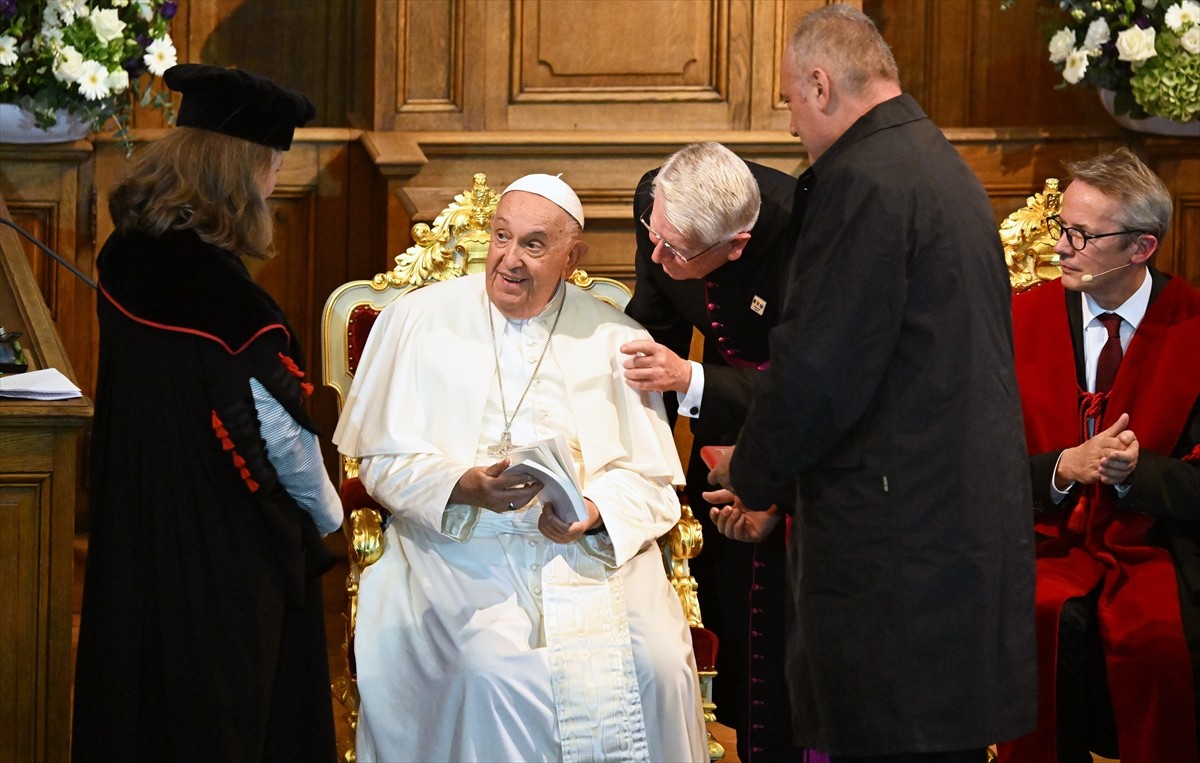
[1081,261,1134,284]
[0,217,97,290]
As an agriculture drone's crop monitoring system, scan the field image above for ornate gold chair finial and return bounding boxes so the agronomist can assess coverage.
[373,173,499,290]
[1000,178,1063,293]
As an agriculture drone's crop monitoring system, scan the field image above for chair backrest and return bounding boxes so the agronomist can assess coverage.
[1000,178,1063,293]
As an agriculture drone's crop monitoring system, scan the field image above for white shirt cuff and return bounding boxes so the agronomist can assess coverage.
[677,361,704,418]
[1051,450,1075,504]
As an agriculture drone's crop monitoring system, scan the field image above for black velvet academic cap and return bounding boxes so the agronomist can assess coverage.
[163,64,316,151]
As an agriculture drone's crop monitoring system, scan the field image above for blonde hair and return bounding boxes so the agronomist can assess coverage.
[1067,148,1172,240]
[788,4,898,97]
[108,127,279,259]
[653,142,761,245]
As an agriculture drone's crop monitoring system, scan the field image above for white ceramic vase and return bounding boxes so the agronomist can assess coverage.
[0,103,91,144]
[1097,89,1200,138]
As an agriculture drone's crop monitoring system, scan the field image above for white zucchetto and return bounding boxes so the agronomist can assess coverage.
[501,173,585,229]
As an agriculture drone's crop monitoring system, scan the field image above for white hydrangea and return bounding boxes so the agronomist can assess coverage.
[1145,0,1160,7]
[0,35,17,67]
[1049,27,1076,63]
[143,37,178,77]
[76,60,112,101]
[1165,1,1200,31]
[1063,47,1090,83]
[1084,18,1111,50]
[1182,25,1200,53]
[89,8,127,45]
[1116,25,1158,63]
[135,1,156,23]
[53,45,84,83]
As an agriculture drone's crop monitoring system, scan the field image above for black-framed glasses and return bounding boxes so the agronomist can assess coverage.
[639,212,727,263]
[1046,215,1147,252]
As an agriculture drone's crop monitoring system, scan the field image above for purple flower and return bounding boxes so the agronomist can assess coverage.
[1135,15,1153,30]
[137,34,152,48]
[161,2,178,20]
[0,0,17,19]
[123,55,147,77]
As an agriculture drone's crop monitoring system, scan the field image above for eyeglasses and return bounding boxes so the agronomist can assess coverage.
[639,212,727,263]
[1046,215,1148,252]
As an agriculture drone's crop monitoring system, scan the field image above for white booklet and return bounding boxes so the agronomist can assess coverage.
[503,435,588,524]
[0,367,82,400]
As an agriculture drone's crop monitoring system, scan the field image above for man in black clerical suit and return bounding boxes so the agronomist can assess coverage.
[622,141,797,762]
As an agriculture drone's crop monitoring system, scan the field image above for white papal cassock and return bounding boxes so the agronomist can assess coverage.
[334,274,707,763]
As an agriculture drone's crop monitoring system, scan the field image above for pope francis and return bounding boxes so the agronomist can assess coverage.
[334,174,707,762]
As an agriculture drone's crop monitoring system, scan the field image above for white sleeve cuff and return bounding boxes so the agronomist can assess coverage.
[1051,450,1075,504]
[677,361,704,419]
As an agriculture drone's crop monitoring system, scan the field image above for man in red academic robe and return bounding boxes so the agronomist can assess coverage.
[999,148,1200,763]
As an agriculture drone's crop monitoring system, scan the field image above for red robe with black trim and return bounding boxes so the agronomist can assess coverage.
[72,228,336,763]
[1000,274,1200,763]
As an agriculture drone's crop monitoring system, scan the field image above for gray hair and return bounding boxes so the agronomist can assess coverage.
[788,4,899,98]
[1067,148,1172,240]
[652,142,761,246]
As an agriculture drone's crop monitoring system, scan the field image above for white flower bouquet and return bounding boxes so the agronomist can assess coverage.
[1024,0,1200,122]
[0,0,178,142]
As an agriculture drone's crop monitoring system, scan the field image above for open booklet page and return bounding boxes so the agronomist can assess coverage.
[502,435,589,524]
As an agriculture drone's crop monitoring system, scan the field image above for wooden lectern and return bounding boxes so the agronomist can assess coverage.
[0,192,92,763]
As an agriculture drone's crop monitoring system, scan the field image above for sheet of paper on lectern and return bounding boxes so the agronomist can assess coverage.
[503,435,588,524]
[0,367,82,400]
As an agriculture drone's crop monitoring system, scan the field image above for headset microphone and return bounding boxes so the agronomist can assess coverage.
[1081,261,1134,284]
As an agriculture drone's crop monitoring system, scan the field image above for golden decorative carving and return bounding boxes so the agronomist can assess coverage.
[660,499,705,628]
[1001,178,1063,293]
[349,506,384,567]
[372,172,499,290]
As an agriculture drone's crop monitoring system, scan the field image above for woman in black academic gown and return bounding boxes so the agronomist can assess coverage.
[72,64,342,763]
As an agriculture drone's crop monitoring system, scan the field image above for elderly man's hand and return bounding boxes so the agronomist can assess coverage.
[704,488,782,543]
[1055,413,1138,489]
[538,498,602,544]
[450,458,544,513]
[620,339,692,394]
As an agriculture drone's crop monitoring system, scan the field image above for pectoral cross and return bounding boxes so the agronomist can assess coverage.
[488,430,514,458]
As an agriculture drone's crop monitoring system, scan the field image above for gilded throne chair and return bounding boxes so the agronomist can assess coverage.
[321,174,722,762]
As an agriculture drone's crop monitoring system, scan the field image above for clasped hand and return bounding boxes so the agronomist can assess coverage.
[701,445,783,543]
[1055,412,1139,489]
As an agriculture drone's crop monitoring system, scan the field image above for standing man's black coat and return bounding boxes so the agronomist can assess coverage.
[729,94,1037,756]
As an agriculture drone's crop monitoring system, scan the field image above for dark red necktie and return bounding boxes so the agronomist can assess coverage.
[1094,312,1123,393]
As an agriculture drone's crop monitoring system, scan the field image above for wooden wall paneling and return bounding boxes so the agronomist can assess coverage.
[392,0,469,130]
[0,143,95,395]
[345,0,377,130]
[170,0,351,128]
[748,0,834,131]
[1139,138,1200,287]
[866,0,1112,128]
[0,439,76,763]
[494,0,750,132]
